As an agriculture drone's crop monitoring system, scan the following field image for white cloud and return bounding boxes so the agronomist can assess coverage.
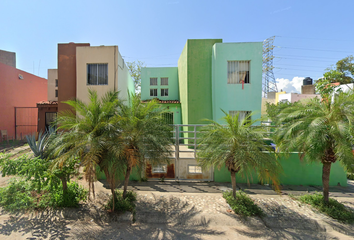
[276,77,304,93]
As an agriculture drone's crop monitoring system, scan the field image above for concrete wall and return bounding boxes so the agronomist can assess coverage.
[117,51,135,101]
[47,69,58,101]
[214,152,347,186]
[0,50,16,68]
[0,62,47,138]
[212,42,263,124]
[178,43,189,125]
[58,43,90,113]
[76,46,117,104]
[141,67,179,101]
[160,103,182,124]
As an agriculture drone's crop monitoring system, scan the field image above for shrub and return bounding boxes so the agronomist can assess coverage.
[299,193,354,223]
[50,182,88,208]
[106,190,136,213]
[0,179,36,211]
[223,190,264,217]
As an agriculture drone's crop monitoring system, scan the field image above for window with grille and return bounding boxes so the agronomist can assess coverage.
[150,89,157,97]
[188,165,202,174]
[161,77,168,85]
[55,79,58,87]
[152,164,167,173]
[150,78,157,86]
[161,88,168,96]
[229,111,252,123]
[162,112,173,124]
[55,89,58,97]
[227,61,250,84]
[87,64,108,85]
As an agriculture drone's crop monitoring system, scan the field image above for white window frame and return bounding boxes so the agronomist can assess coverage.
[152,164,167,173]
[161,77,168,85]
[150,78,157,86]
[227,61,250,84]
[150,89,157,97]
[161,88,168,96]
[188,165,202,174]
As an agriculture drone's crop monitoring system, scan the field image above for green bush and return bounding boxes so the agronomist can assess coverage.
[299,193,354,223]
[347,173,354,180]
[223,190,264,217]
[106,190,137,213]
[50,182,88,208]
[0,179,87,211]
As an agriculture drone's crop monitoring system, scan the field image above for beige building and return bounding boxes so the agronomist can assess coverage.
[47,69,58,101]
[76,45,134,104]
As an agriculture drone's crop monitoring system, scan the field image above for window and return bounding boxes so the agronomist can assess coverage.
[162,112,173,124]
[188,165,202,174]
[150,78,157,86]
[55,89,58,97]
[161,88,168,96]
[161,77,168,85]
[229,111,251,123]
[227,61,250,84]
[55,79,58,87]
[87,64,108,85]
[152,164,167,173]
[45,112,57,130]
[150,89,157,97]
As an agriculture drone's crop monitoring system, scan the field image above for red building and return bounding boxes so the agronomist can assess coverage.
[0,59,47,140]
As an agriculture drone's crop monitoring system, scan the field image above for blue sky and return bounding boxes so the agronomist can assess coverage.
[1,0,353,93]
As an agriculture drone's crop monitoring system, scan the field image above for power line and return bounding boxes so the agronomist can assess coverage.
[277,46,352,53]
[276,67,324,73]
[277,35,354,42]
[276,64,327,69]
[276,54,341,60]
[276,57,335,63]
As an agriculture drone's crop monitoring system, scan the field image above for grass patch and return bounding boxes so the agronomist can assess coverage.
[298,193,354,223]
[106,190,137,214]
[223,190,264,217]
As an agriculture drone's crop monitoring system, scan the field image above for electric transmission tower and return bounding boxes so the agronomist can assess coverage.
[263,36,278,98]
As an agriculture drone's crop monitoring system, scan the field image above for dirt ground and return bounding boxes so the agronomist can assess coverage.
[1,149,354,239]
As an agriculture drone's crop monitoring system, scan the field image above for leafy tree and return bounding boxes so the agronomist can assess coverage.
[273,92,354,203]
[114,94,173,199]
[197,112,281,199]
[266,101,300,123]
[53,90,121,201]
[319,55,354,85]
[127,60,145,93]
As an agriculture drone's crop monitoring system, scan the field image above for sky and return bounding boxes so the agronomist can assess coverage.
[1,0,354,93]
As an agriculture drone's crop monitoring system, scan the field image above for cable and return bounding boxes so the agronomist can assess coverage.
[276,64,328,69]
[275,67,324,73]
[276,54,341,60]
[277,46,352,53]
[276,57,335,63]
[276,35,354,42]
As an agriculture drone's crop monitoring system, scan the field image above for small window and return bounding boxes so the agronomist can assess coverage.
[162,112,173,124]
[161,89,168,96]
[87,63,108,85]
[152,164,167,173]
[55,89,58,97]
[150,89,157,97]
[45,112,57,130]
[150,78,157,86]
[55,79,58,87]
[161,77,168,85]
[228,61,250,84]
[229,111,251,123]
[188,165,202,174]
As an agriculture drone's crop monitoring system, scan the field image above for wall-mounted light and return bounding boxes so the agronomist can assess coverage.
[18,74,23,80]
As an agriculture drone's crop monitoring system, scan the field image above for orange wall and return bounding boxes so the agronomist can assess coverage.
[0,62,47,139]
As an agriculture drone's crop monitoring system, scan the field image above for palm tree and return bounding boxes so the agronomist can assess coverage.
[52,90,120,200]
[273,91,354,203]
[197,111,281,199]
[113,94,173,199]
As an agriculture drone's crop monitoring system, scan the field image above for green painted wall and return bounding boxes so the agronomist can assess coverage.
[158,103,182,124]
[178,43,188,126]
[212,42,263,124]
[187,39,223,124]
[214,153,348,186]
[141,67,178,101]
[97,166,141,181]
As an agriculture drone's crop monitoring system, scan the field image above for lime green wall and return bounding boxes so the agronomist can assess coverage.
[97,166,141,181]
[212,42,263,124]
[178,43,188,125]
[141,67,178,101]
[213,153,348,186]
[158,103,182,124]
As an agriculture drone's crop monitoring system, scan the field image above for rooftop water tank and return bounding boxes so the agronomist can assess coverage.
[303,77,313,85]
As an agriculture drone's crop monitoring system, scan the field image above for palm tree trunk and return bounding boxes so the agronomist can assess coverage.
[230,170,237,199]
[322,162,331,203]
[123,165,132,199]
[60,176,68,193]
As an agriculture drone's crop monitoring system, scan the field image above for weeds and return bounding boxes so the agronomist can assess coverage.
[106,190,137,214]
[223,190,264,217]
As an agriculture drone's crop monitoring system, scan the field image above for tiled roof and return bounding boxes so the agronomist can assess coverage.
[142,99,180,104]
[37,101,58,105]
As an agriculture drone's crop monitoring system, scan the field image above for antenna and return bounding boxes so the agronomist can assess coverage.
[38,60,41,76]
[263,36,278,98]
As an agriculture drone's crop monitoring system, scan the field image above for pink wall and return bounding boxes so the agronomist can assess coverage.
[0,62,47,139]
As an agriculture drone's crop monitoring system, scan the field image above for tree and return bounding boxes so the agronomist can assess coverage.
[197,112,281,199]
[114,93,173,199]
[53,90,121,201]
[273,91,354,203]
[319,55,354,85]
[127,60,145,93]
